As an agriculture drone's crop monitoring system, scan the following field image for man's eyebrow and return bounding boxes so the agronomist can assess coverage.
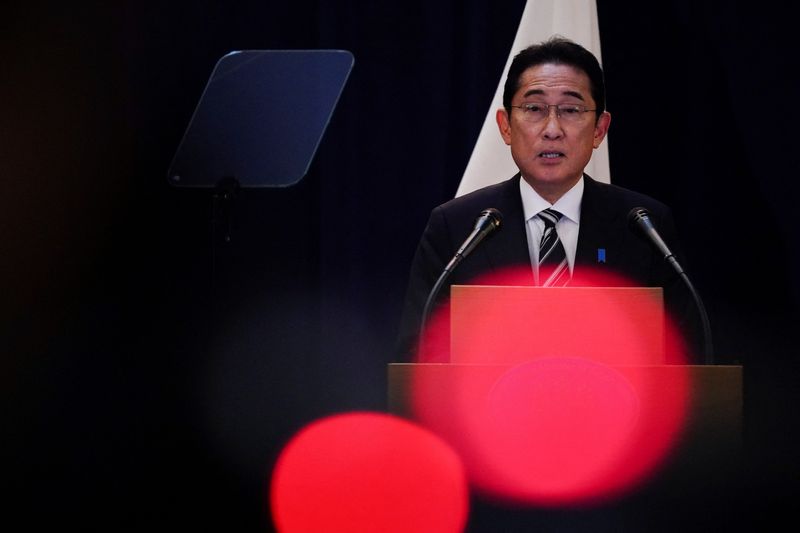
[522,89,586,101]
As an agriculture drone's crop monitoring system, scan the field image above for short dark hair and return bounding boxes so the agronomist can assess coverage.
[503,35,606,118]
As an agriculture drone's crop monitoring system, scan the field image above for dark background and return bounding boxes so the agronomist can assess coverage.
[3,1,798,531]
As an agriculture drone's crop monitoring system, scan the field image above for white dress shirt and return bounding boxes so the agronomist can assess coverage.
[519,177,583,285]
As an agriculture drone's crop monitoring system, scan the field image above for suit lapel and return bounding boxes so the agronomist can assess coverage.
[575,175,625,278]
[476,175,532,274]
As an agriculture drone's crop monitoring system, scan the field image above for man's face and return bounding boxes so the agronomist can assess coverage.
[496,63,610,202]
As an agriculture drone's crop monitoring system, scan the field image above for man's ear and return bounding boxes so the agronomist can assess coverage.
[593,111,611,149]
[496,108,512,145]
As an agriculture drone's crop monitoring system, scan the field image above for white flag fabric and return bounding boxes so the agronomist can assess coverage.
[455,0,608,197]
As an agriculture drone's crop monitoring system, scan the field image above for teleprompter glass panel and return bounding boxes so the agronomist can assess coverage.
[168,49,354,188]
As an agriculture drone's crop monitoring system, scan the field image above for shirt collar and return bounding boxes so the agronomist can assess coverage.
[519,175,584,224]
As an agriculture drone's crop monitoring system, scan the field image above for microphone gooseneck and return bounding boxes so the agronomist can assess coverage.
[627,207,714,364]
[418,208,503,358]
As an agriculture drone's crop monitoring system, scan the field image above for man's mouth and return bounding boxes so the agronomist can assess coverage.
[539,151,564,159]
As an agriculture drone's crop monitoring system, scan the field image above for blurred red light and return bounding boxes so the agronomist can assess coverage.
[270,412,469,532]
[411,266,691,506]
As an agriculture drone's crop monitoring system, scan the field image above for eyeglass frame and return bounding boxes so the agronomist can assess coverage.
[509,102,599,123]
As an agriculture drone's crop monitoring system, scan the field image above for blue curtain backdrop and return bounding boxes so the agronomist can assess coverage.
[4,1,798,531]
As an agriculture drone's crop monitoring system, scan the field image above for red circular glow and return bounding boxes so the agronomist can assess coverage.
[475,358,641,503]
[411,266,691,506]
[270,412,469,532]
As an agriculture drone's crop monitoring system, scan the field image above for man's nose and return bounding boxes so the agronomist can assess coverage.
[542,107,564,138]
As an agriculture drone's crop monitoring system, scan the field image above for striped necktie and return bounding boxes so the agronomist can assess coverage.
[537,208,570,287]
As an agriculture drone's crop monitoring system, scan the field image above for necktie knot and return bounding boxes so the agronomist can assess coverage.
[537,208,562,228]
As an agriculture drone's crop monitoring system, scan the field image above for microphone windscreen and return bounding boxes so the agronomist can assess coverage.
[479,208,503,229]
[627,207,650,230]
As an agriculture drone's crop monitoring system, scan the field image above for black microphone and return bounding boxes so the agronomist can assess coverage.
[627,206,714,364]
[627,207,684,275]
[418,208,503,358]
[444,208,503,273]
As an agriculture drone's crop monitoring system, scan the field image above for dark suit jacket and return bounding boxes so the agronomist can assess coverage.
[395,174,699,362]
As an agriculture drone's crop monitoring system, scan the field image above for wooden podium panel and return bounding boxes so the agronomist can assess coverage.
[387,363,743,498]
[450,285,667,365]
[401,285,741,500]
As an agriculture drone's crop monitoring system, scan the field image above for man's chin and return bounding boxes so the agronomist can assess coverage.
[521,172,582,191]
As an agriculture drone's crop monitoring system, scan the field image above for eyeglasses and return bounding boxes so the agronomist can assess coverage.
[510,103,597,124]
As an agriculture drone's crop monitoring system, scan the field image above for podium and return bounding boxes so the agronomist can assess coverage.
[388,363,742,495]
[389,286,743,504]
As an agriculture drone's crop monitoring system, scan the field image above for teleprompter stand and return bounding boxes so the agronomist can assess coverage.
[167,49,354,249]
[166,48,353,298]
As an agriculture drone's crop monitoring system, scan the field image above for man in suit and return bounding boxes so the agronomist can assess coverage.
[395,36,699,363]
